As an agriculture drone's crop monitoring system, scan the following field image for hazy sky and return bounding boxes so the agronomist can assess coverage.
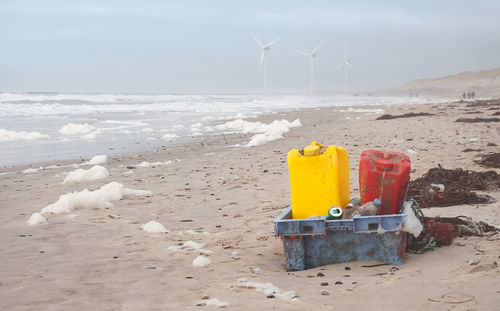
[1,0,499,93]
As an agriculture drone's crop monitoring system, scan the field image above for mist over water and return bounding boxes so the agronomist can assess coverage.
[0,93,447,167]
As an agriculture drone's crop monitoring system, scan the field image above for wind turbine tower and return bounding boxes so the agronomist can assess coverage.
[297,41,325,91]
[338,50,353,92]
[251,33,282,91]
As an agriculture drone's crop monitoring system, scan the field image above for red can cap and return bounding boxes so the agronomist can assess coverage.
[376,159,394,170]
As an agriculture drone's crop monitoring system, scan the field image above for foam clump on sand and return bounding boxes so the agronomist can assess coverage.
[81,130,101,140]
[40,182,151,215]
[27,212,47,225]
[215,118,302,147]
[0,128,49,142]
[23,167,43,174]
[183,240,204,250]
[162,133,179,140]
[235,278,298,301]
[59,123,96,135]
[196,298,229,308]
[141,220,169,233]
[88,154,107,165]
[63,165,109,184]
[137,161,171,167]
[193,256,211,267]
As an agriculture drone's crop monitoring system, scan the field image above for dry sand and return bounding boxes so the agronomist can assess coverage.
[1,99,499,310]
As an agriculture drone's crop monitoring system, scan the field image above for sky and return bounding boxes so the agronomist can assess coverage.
[1,0,499,93]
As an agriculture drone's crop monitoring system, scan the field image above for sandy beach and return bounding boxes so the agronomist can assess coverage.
[1,99,499,310]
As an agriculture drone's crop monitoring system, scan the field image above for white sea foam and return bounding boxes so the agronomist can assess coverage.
[0,128,49,142]
[138,127,154,133]
[59,123,96,135]
[162,133,179,140]
[136,160,171,167]
[81,130,101,140]
[216,118,302,147]
[27,212,47,225]
[63,165,109,184]
[196,298,229,308]
[87,154,107,165]
[23,167,43,174]
[141,220,169,233]
[193,256,211,267]
[183,240,204,250]
[40,182,151,215]
[235,278,298,301]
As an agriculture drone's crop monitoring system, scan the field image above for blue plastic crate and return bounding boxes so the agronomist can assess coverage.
[274,206,407,271]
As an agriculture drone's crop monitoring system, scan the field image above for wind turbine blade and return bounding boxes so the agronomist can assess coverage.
[296,50,310,56]
[259,50,265,71]
[312,40,326,54]
[337,62,344,71]
[250,32,264,48]
[264,37,282,48]
[346,59,353,69]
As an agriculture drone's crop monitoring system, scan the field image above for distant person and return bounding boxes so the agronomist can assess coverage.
[462,92,466,100]
[467,92,471,99]
[472,91,475,99]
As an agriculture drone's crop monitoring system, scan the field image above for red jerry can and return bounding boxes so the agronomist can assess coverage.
[359,150,411,215]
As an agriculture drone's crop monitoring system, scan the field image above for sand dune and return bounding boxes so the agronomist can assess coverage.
[383,67,500,98]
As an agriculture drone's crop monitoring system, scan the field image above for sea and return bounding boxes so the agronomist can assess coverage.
[0,93,445,167]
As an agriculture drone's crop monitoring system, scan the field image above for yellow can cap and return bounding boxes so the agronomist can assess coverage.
[304,144,320,156]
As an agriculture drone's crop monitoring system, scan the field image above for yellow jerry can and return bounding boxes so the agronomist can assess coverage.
[287,141,350,219]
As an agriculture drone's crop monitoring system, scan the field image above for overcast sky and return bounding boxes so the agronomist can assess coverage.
[1,0,499,93]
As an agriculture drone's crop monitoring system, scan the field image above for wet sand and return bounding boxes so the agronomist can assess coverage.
[1,99,499,310]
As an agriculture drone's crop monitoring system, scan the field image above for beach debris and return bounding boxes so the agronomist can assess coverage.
[192,256,211,267]
[376,112,434,120]
[425,216,497,237]
[475,152,500,168]
[140,220,168,233]
[87,154,107,165]
[402,201,424,237]
[234,278,299,302]
[196,298,229,308]
[428,291,475,304]
[63,165,109,184]
[321,291,330,295]
[335,281,343,285]
[39,181,151,215]
[456,117,500,123]
[407,149,418,155]
[317,272,324,277]
[320,282,328,286]
[408,165,499,207]
[26,212,47,226]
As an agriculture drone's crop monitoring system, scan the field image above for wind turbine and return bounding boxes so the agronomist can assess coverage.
[338,50,353,92]
[297,40,325,91]
[251,33,282,91]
